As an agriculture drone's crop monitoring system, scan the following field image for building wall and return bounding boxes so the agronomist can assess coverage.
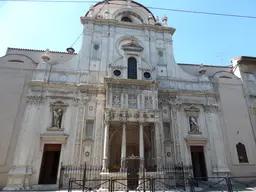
[215,71,256,176]
[0,54,36,189]
[2,0,256,189]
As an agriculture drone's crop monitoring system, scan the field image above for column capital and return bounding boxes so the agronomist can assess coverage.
[104,120,110,126]
[121,120,127,125]
[137,121,144,126]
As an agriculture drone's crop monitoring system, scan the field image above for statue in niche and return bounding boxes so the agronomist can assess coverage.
[52,108,63,128]
[189,116,199,133]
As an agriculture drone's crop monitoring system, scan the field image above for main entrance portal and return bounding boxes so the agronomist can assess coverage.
[190,146,207,180]
[108,122,154,189]
[38,144,61,184]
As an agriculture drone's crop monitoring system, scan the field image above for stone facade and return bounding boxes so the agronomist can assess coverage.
[1,0,256,190]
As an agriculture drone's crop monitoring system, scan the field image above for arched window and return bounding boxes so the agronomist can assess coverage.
[121,17,132,22]
[236,142,249,163]
[127,57,137,79]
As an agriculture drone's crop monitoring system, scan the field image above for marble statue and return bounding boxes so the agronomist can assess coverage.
[52,108,63,128]
[189,116,199,133]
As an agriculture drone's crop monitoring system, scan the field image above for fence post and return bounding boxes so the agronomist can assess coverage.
[82,162,86,192]
[68,177,72,192]
[108,178,111,192]
[150,176,153,192]
[143,167,146,192]
[225,175,233,192]
[188,175,195,192]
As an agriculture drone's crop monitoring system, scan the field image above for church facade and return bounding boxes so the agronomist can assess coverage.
[1,0,256,190]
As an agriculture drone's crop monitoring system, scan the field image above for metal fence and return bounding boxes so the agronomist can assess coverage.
[59,163,256,192]
[59,162,192,190]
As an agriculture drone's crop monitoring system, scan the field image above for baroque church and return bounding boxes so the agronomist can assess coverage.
[1,0,256,190]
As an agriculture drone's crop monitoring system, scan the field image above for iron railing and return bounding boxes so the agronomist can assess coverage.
[59,162,256,192]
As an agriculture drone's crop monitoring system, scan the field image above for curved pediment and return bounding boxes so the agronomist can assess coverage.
[121,38,144,52]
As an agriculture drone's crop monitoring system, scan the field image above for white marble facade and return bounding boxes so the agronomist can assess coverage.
[5,0,256,190]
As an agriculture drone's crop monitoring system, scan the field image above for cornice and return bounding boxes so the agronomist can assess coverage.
[104,77,160,86]
[80,17,176,35]
[29,81,106,94]
[158,89,217,97]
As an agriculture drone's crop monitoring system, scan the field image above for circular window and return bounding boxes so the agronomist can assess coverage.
[144,72,151,79]
[94,44,100,50]
[113,69,121,77]
[158,51,163,57]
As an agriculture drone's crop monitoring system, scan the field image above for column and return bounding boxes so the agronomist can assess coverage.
[102,121,109,172]
[139,122,144,170]
[120,122,126,171]
[154,121,162,170]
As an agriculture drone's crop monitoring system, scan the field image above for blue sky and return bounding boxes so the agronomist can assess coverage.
[0,0,255,66]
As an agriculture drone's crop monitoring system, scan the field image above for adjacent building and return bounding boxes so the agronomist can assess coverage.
[0,0,256,190]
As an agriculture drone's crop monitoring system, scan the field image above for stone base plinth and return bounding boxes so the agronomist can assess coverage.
[3,166,32,190]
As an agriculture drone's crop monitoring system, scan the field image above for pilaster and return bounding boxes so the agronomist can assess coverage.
[204,104,230,176]
[72,93,88,165]
[154,118,163,170]
[169,100,182,163]
[92,95,105,166]
[4,96,45,190]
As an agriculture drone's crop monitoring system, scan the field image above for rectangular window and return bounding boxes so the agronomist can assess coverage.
[85,120,94,140]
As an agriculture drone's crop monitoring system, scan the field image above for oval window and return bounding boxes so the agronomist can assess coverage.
[113,70,121,77]
[144,72,151,79]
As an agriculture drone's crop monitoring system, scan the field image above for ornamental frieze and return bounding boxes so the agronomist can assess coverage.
[26,95,45,104]
[105,109,159,122]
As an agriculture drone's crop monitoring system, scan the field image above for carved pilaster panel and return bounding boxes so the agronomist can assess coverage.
[73,106,86,165]
[92,97,105,165]
[171,109,181,163]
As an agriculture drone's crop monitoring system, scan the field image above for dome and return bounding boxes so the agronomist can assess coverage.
[85,0,156,24]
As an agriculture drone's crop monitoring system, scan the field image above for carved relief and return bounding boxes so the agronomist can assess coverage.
[128,94,137,108]
[171,109,181,163]
[26,95,45,104]
[167,97,182,110]
[144,96,153,109]
[79,74,89,84]
[73,94,88,106]
[112,93,121,108]
[203,99,220,113]
[106,109,157,122]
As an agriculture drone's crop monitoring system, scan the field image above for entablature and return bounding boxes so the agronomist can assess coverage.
[80,17,176,35]
[105,108,160,123]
